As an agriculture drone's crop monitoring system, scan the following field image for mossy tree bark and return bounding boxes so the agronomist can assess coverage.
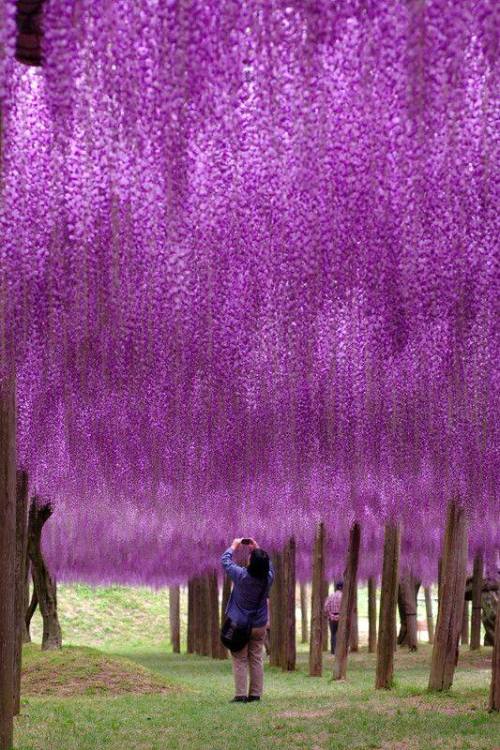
[309,522,325,676]
[333,523,361,680]
[169,585,180,654]
[375,522,401,689]
[428,501,468,691]
[0,375,16,750]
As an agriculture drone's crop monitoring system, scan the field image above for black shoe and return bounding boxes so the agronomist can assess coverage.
[230,696,248,703]
[247,696,261,702]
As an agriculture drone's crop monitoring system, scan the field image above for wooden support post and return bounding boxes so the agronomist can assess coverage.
[333,522,361,680]
[187,578,195,654]
[282,537,296,671]
[309,522,325,676]
[208,571,225,659]
[0,376,16,750]
[398,574,418,651]
[470,554,483,651]
[169,585,180,654]
[349,581,359,652]
[428,501,468,691]
[375,522,401,689]
[368,577,377,653]
[461,600,469,646]
[14,471,28,716]
[269,552,283,667]
[424,587,434,644]
[489,592,500,711]
[300,583,308,643]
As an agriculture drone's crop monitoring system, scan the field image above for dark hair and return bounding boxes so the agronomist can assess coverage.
[247,549,270,580]
[335,581,344,591]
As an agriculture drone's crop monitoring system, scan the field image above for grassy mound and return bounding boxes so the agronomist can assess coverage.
[22,644,177,697]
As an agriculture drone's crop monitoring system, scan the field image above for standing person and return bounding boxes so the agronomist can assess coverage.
[221,538,274,703]
[324,581,343,654]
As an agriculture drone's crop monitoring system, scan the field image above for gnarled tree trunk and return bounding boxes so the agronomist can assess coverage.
[398,574,420,651]
[428,501,468,691]
[309,522,325,676]
[28,498,62,650]
[375,522,401,689]
[0,375,16,750]
[333,523,361,680]
[14,470,29,715]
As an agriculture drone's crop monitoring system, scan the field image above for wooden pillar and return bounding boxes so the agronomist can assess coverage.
[200,575,211,656]
[461,600,469,646]
[424,587,434,644]
[309,522,325,676]
[349,581,359,652]
[368,577,377,653]
[14,471,29,716]
[470,554,483,651]
[169,585,180,654]
[208,571,225,659]
[269,552,283,667]
[300,583,308,643]
[489,591,500,711]
[282,537,296,671]
[0,376,16,750]
[187,578,195,654]
[375,522,401,689]
[428,501,468,691]
[333,522,361,680]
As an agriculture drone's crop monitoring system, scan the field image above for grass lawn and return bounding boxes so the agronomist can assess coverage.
[14,585,500,750]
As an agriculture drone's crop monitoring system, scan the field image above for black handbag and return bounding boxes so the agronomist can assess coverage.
[220,581,268,653]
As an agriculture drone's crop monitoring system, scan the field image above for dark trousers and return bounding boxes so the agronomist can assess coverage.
[329,620,339,654]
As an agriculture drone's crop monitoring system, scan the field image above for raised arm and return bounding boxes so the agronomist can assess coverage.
[221,539,246,584]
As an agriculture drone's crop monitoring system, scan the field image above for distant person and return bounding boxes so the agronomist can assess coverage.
[324,581,343,654]
[221,538,274,702]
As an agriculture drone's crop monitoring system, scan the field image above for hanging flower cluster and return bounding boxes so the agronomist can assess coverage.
[1,0,498,583]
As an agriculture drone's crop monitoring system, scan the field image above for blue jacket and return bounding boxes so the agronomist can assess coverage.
[221,547,274,628]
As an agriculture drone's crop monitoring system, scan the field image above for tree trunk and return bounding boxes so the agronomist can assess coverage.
[424,587,434,644]
[0,375,16,750]
[269,552,283,667]
[14,470,29,715]
[25,578,38,641]
[349,581,359,652]
[27,498,62,650]
[221,574,231,626]
[489,591,500,711]
[300,583,308,643]
[368,577,377,653]
[169,585,180,654]
[333,522,361,680]
[187,578,195,654]
[208,571,225,659]
[375,522,401,689]
[470,554,483,650]
[461,600,469,646]
[282,538,296,671]
[428,501,468,691]
[398,575,419,651]
[309,522,325,676]
[193,577,202,654]
[22,557,31,644]
[322,578,329,652]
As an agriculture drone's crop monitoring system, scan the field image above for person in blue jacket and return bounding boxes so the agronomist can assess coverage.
[221,538,274,702]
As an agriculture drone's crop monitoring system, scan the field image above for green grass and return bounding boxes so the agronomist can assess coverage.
[15,584,500,750]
